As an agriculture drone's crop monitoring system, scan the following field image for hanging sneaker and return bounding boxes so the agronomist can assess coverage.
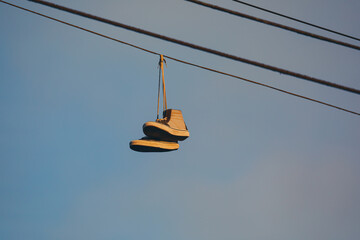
[143,109,189,142]
[129,136,179,152]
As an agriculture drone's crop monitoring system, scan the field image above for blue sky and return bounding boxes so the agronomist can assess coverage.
[1,0,360,239]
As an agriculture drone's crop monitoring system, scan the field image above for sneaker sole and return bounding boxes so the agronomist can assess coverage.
[143,122,189,141]
[129,139,179,152]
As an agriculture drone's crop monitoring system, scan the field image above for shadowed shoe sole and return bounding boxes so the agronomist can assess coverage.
[129,138,179,152]
[143,121,190,142]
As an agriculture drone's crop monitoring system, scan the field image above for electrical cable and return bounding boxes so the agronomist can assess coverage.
[232,0,360,42]
[23,0,360,95]
[0,0,359,117]
[185,0,360,52]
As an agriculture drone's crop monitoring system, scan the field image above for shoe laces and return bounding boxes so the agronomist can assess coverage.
[156,117,168,124]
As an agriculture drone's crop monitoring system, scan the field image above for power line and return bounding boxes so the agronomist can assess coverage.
[185,0,360,51]
[0,0,359,117]
[25,0,360,95]
[232,0,360,42]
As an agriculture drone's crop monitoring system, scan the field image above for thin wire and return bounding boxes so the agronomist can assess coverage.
[185,0,360,51]
[26,0,360,95]
[233,0,360,42]
[1,0,359,117]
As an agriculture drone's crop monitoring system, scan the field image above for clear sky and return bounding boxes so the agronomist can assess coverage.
[1,0,360,239]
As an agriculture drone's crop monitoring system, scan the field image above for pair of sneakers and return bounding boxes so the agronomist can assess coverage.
[130,109,189,152]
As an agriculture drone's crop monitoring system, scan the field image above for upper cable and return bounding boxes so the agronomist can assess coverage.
[232,0,360,42]
[185,0,360,51]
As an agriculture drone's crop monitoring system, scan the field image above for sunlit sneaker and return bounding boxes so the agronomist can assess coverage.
[143,109,189,142]
[129,136,179,152]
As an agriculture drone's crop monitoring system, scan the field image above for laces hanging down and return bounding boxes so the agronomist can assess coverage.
[130,55,189,152]
[157,54,167,119]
